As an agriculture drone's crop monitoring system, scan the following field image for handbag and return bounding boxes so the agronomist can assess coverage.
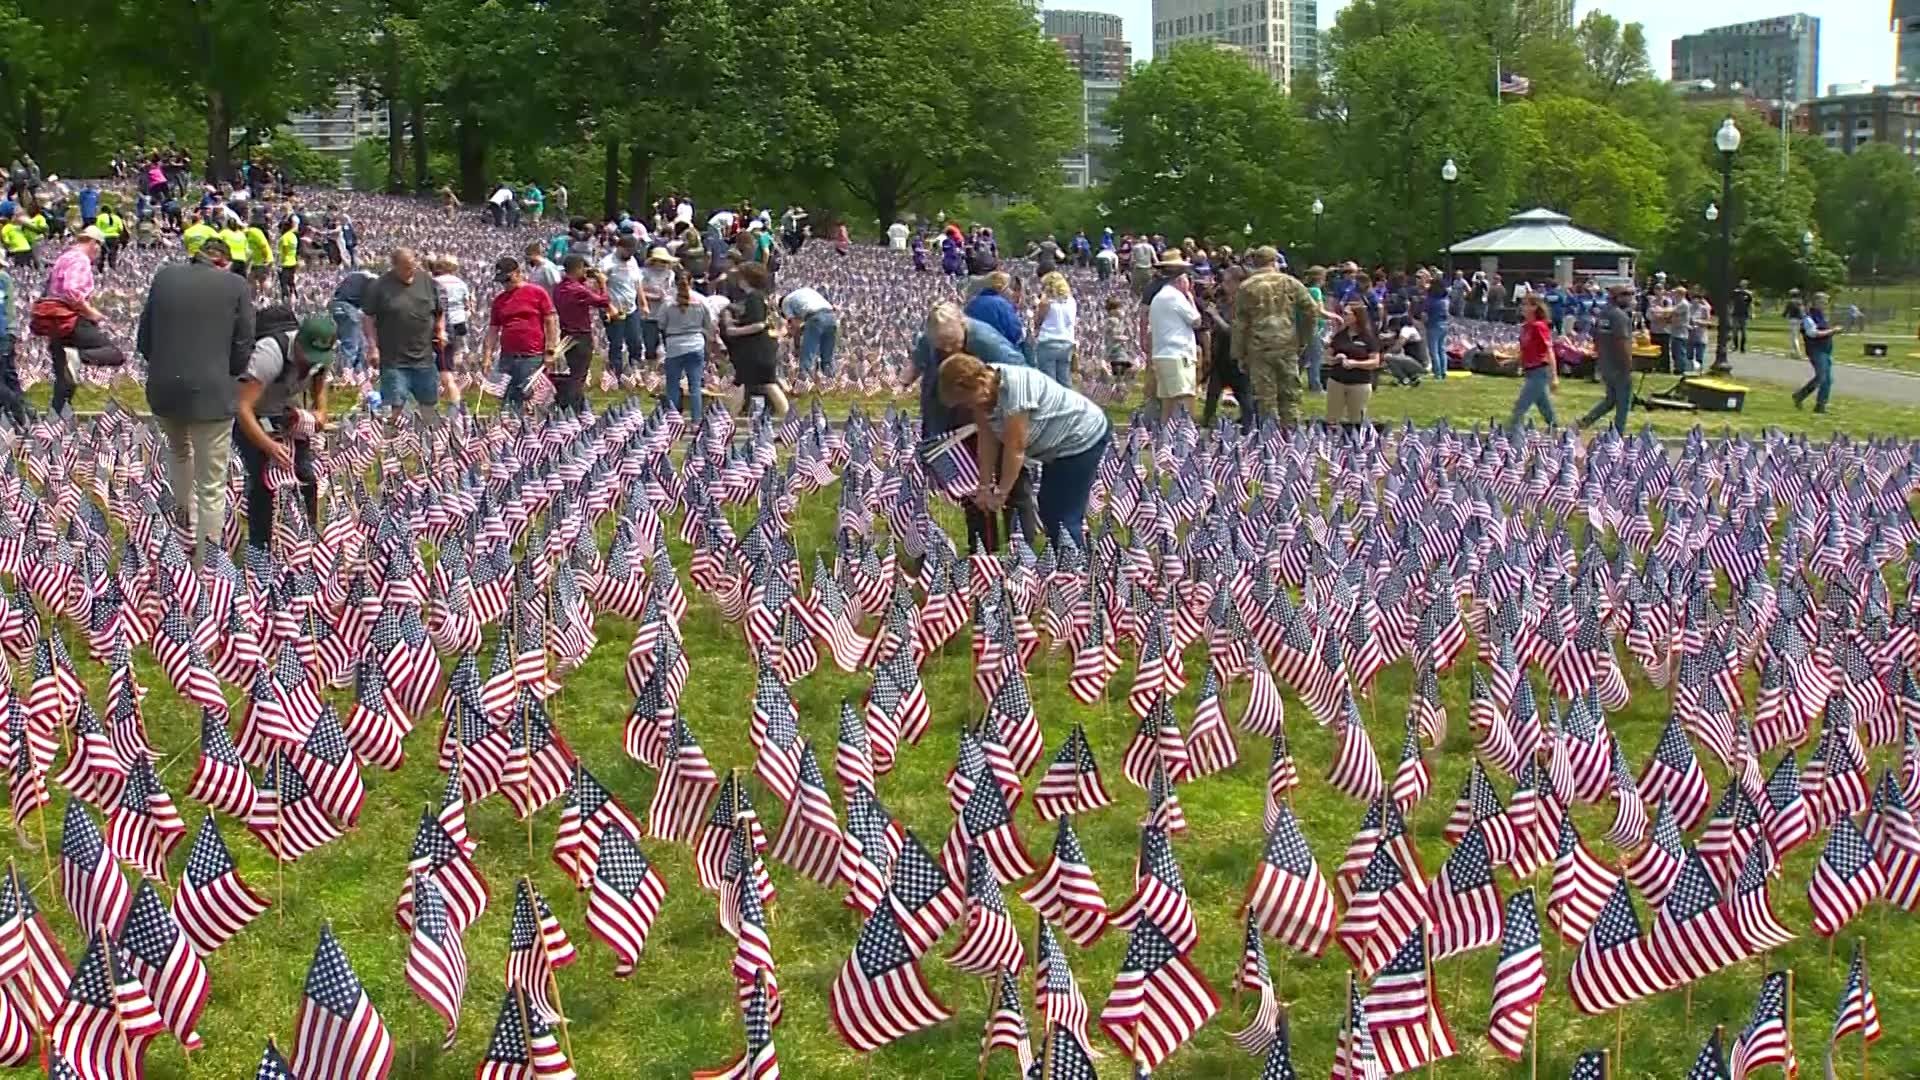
[28,297,78,340]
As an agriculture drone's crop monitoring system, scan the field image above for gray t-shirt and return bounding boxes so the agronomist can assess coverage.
[362,270,442,368]
[1598,304,1633,372]
[991,363,1107,463]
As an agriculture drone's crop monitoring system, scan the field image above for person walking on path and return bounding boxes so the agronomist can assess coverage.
[138,236,254,563]
[657,268,717,422]
[1508,294,1558,430]
[1783,289,1805,360]
[233,309,332,550]
[1730,279,1752,353]
[361,247,446,410]
[1231,246,1318,427]
[1032,271,1077,387]
[482,257,559,407]
[1148,254,1202,418]
[1579,284,1637,434]
[1792,291,1842,414]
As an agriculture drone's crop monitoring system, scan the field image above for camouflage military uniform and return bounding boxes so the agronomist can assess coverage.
[1232,265,1317,426]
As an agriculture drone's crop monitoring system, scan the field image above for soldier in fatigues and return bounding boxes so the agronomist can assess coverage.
[1231,246,1318,426]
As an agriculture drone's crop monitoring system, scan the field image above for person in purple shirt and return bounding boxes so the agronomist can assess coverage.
[964,271,1024,348]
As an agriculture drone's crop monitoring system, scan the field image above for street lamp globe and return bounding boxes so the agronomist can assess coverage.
[1715,118,1742,154]
[1441,158,1459,183]
[1311,198,1324,217]
[1704,203,1719,222]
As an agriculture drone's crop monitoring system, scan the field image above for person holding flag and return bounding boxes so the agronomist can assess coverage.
[233,307,333,547]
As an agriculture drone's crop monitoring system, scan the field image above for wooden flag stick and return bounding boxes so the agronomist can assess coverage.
[31,812,54,905]
[1038,1018,1055,1080]
[1531,884,1542,1080]
[523,875,577,1064]
[1784,968,1796,1077]
[1600,1047,1611,1080]
[1861,945,1870,1080]
[513,986,537,1074]
[1614,1005,1624,1066]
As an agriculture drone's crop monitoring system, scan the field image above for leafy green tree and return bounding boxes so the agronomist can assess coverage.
[1814,143,1920,279]
[1574,11,1653,101]
[1102,45,1312,244]
[1503,96,1668,250]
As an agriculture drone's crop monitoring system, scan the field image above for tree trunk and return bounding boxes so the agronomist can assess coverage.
[627,146,650,218]
[410,100,429,191]
[602,137,620,221]
[204,89,230,183]
[386,99,405,195]
[20,92,43,164]
[456,114,488,203]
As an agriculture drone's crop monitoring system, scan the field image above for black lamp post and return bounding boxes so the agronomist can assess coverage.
[1311,198,1323,262]
[1710,117,1740,374]
[1440,158,1458,275]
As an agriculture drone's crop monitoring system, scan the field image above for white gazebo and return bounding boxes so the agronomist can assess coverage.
[1449,208,1637,285]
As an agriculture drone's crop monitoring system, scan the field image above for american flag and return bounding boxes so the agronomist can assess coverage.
[1361,926,1458,1075]
[397,807,489,933]
[59,798,131,939]
[1727,841,1796,955]
[1444,758,1515,867]
[947,846,1024,976]
[1242,801,1335,958]
[1034,919,1094,1059]
[839,784,905,920]
[1019,814,1109,948]
[1184,666,1240,779]
[1032,723,1114,822]
[1333,975,1386,1080]
[1229,910,1279,1056]
[942,760,1036,886]
[718,814,777,935]
[404,872,469,1049]
[1570,1049,1609,1079]
[187,708,263,823]
[173,814,270,957]
[255,1039,296,1079]
[1686,1026,1731,1080]
[1486,889,1546,1060]
[887,830,962,956]
[918,428,981,501]
[289,925,395,1080]
[1627,799,1686,907]
[502,696,574,819]
[0,861,73,1027]
[1808,813,1887,937]
[1327,693,1384,803]
[1867,769,1920,910]
[1121,691,1191,792]
[1264,732,1299,832]
[1389,718,1431,812]
[1567,879,1669,1015]
[477,986,577,1080]
[695,970,779,1080]
[648,717,720,847]
[826,904,952,1052]
[104,754,185,884]
[53,700,126,810]
[1829,940,1880,1072]
[505,878,577,1025]
[1762,751,1815,856]
[749,663,803,804]
[253,748,346,862]
[1096,918,1219,1072]
[1729,970,1793,1080]
[1027,1022,1098,1080]
[981,966,1034,1074]
[768,741,843,885]
[726,841,780,1027]
[1336,839,1427,979]
[295,705,368,827]
[1547,815,1617,945]
[833,698,876,795]
[1110,824,1198,956]
[115,880,209,1051]
[1647,849,1747,991]
[584,826,667,978]
[1427,825,1502,960]
[553,762,645,888]
[1641,713,1711,832]
[51,931,166,1080]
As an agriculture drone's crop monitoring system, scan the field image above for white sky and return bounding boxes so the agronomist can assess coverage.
[1065,1,1893,95]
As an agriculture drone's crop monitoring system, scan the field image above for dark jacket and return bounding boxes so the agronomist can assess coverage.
[138,255,254,422]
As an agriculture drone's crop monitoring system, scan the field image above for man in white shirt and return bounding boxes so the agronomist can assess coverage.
[708,208,736,236]
[675,199,694,228]
[488,184,515,227]
[886,221,909,251]
[598,235,643,376]
[1148,256,1202,417]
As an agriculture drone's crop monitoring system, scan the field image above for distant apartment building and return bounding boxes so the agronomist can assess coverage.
[1811,83,1920,160]
[1670,14,1820,103]
[1044,9,1131,189]
[1897,0,1920,84]
[1151,0,1319,88]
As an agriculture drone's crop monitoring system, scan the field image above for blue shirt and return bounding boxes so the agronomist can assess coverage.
[914,318,1026,436]
[965,289,1024,348]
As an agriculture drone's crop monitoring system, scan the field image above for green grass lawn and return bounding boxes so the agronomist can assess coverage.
[16,375,1919,1079]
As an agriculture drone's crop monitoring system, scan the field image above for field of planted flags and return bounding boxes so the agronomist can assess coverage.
[0,392,1912,1080]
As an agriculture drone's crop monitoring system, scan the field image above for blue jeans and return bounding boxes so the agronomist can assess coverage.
[1508,365,1556,430]
[1796,349,1833,410]
[604,312,641,376]
[497,354,542,405]
[1034,339,1073,385]
[330,300,364,371]
[379,365,440,409]
[1428,320,1448,379]
[664,349,705,422]
[799,311,838,376]
[1580,364,1632,433]
[1037,425,1111,550]
[640,318,662,360]
[1304,333,1324,392]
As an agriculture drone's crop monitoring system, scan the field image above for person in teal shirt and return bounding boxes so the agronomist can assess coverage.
[521,183,545,221]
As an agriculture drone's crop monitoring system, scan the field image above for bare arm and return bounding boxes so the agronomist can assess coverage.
[975,420,1001,494]
[544,312,561,355]
[234,380,289,463]
[995,412,1029,499]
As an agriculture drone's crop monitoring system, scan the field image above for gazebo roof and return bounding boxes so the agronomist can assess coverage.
[1449,208,1637,257]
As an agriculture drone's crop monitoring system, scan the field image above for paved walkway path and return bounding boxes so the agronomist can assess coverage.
[1723,349,1920,406]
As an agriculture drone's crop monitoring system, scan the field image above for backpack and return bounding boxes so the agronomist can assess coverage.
[254,303,299,366]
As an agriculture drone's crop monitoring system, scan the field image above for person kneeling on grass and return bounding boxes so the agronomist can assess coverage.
[936,351,1112,551]
[234,309,333,553]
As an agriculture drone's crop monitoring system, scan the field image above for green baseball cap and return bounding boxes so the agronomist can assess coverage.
[296,315,338,366]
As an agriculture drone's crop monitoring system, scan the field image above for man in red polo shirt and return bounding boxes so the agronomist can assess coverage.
[481,256,557,406]
[552,254,609,411]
